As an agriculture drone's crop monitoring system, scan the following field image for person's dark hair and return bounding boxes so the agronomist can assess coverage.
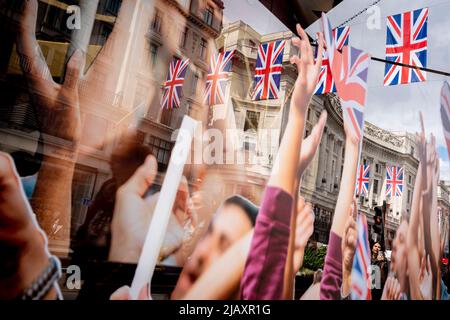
[223,195,259,227]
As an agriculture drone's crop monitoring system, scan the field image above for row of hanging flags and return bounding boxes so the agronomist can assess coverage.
[355,164,404,197]
[160,7,430,109]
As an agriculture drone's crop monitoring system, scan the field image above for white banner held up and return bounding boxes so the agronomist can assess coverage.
[130,115,198,299]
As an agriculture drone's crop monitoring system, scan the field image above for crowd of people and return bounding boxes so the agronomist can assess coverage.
[0,0,449,300]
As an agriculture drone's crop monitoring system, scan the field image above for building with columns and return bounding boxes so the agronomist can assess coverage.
[217,20,423,249]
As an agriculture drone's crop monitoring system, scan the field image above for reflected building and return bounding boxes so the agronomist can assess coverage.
[0,0,224,255]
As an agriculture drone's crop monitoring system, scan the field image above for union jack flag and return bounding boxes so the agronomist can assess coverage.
[351,214,372,300]
[203,50,234,106]
[356,164,370,196]
[252,40,286,101]
[314,52,336,95]
[331,45,370,141]
[314,26,349,95]
[384,8,428,86]
[386,166,404,197]
[334,26,350,51]
[161,58,189,109]
[440,81,450,158]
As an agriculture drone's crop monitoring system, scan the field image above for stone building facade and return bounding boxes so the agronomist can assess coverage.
[216,20,431,249]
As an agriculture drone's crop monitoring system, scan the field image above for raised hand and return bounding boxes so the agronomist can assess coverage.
[293,197,315,272]
[298,111,328,176]
[0,152,55,300]
[381,276,402,300]
[419,255,433,300]
[109,155,158,263]
[290,25,324,116]
[17,0,84,145]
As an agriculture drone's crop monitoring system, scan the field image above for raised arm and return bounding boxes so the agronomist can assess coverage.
[240,25,324,300]
[283,111,327,299]
[320,123,359,300]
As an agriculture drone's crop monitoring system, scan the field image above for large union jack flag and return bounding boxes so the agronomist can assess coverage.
[386,166,404,197]
[334,26,350,51]
[203,50,234,106]
[161,58,189,109]
[351,214,372,300]
[331,45,370,141]
[356,164,370,196]
[252,40,286,101]
[440,81,450,158]
[384,8,428,86]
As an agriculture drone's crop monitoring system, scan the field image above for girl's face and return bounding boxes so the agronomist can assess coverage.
[373,243,381,254]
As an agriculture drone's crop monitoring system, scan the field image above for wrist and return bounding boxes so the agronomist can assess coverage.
[0,228,51,299]
[341,272,352,297]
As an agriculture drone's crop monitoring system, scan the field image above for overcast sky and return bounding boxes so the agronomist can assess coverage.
[223,0,450,179]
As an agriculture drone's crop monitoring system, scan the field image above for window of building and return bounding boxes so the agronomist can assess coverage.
[100,24,112,46]
[192,73,199,94]
[160,108,172,127]
[106,0,121,14]
[373,179,379,195]
[407,189,411,204]
[199,38,207,59]
[180,28,188,48]
[204,6,214,26]
[408,175,412,184]
[152,9,162,33]
[150,43,158,67]
[244,137,256,151]
[148,136,173,171]
[249,40,257,53]
[375,163,380,174]
[45,6,62,29]
[244,111,259,132]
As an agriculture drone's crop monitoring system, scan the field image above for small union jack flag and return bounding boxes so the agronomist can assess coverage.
[334,26,350,51]
[314,26,349,95]
[386,166,404,197]
[161,58,189,109]
[351,213,372,300]
[203,50,234,106]
[441,81,450,158]
[252,40,286,101]
[314,50,336,95]
[331,45,370,141]
[356,164,370,196]
[384,8,428,86]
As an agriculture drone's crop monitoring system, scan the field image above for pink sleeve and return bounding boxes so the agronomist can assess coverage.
[240,186,293,300]
[320,231,343,300]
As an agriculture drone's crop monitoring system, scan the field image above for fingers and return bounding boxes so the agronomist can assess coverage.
[297,196,306,214]
[64,50,85,90]
[315,32,325,74]
[110,286,132,300]
[296,24,312,59]
[310,110,328,144]
[119,154,158,197]
[16,0,53,84]
[0,152,20,187]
